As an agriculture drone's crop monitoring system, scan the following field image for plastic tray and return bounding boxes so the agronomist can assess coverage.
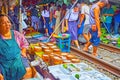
[59,63,80,74]
[72,71,112,80]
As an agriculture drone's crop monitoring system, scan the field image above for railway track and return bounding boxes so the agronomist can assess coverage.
[71,46,120,78]
[99,43,120,54]
[77,43,120,68]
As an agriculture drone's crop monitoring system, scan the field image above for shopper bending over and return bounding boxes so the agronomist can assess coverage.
[83,0,109,57]
[0,14,29,80]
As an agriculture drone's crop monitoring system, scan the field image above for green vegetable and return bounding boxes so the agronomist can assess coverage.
[116,44,120,48]
[101,28,107,33]
[117,38,120,45]
[118,41,120,45]
[70,64,76,68]
[75,74,80,79]
[102,40,110,44]
[63,64,68,69]
[70,64,80,71]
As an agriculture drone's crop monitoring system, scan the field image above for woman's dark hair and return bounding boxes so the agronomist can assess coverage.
[57,5,61,11]
[43,6,47,10]
[50,1,55,7]
[0,14,15,30]
[50,2,54,5]
[62,3,67,10]
[0,14,7,17]
[0,14,13,23]
[43,6,47,13]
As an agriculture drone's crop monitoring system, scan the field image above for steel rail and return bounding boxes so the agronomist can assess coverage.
[71,46,120,77]
[99,43,120,54]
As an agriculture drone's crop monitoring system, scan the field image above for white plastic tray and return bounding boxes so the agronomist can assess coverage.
[48,63,112,80]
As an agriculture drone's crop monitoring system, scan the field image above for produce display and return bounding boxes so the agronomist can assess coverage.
[100,28,120,48]
[62,63,80,73]
[100,28,110,44]
[25,27,40,37]
[28,42,80,66]
[48,63,112,80]
[26,31,114,80]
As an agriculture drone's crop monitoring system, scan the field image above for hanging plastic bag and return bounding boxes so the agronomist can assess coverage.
[43,24,46,28]
[78,21,84,34]
[63,26,67,32]
[78,34,86,43]
[101,16,106,22]
[48,22,53,34]
[49,22,53,28]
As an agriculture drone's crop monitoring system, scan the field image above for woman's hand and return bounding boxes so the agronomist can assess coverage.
[22,53,27,58]
[78,24,81,28]
[21,48,27,58]
[0,73,4,80]
[44,20,46,24]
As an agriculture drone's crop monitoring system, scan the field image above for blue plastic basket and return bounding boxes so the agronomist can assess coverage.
[56,36,71,52]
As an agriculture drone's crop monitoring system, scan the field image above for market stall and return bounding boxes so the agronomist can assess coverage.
[0,0,120,79]
[24,31,112,80]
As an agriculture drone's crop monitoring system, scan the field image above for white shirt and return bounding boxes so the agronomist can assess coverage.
[81,4,90,25]
[41,10,50,17]
[65,9,79,21]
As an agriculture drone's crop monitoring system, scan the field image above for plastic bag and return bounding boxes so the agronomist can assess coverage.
[78,34,86,43]
[49,22,53,28]
[101,16,106,22]
[43,25,46,28]
[63,26,67,32]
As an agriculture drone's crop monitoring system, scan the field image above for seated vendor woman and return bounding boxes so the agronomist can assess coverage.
[0,14,30,80]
